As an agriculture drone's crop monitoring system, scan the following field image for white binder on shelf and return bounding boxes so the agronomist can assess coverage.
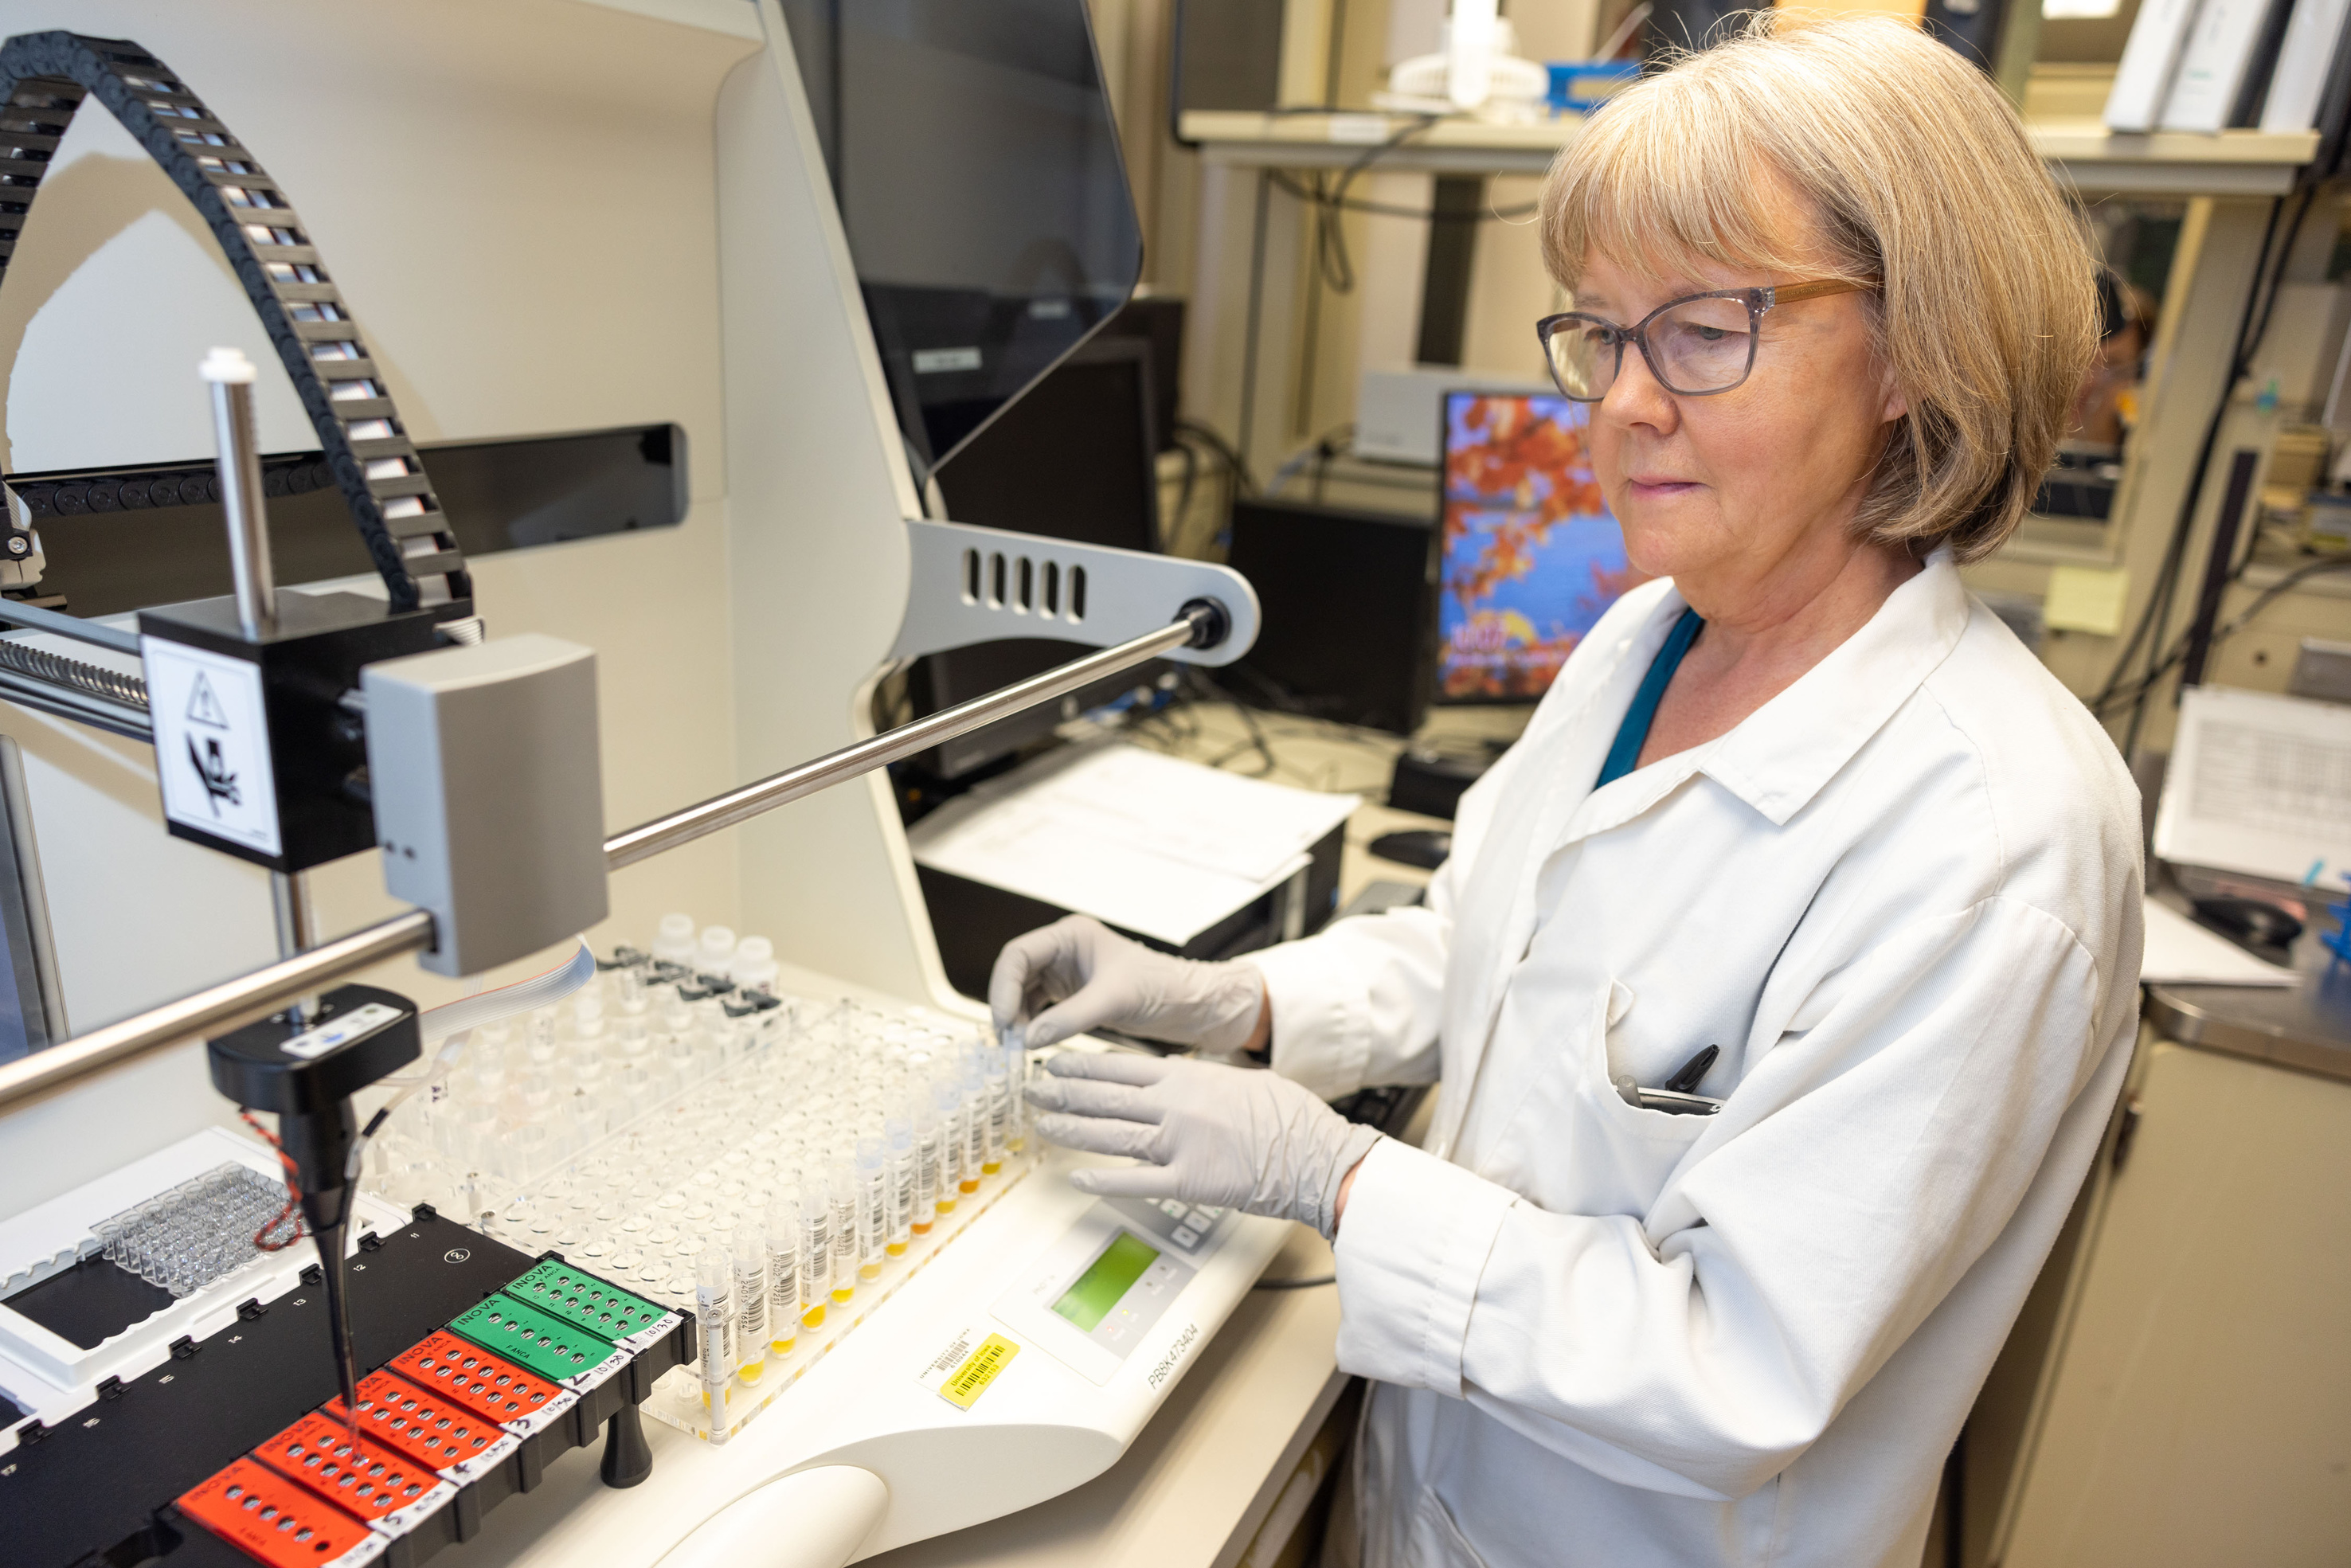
[2159,0,2290,131]
[2259,0,2351,131]
[2107,0,2207,129]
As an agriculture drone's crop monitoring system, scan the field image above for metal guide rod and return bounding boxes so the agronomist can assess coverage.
[603,606,1211,870]
[0,605,1219,1113]
[202,346,276,641]
[0,909,434,1112]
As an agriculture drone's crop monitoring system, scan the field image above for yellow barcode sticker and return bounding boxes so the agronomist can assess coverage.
[937,1332,1020,1410]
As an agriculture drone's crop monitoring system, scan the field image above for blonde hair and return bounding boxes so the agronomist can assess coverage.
[1539,14,2099,561]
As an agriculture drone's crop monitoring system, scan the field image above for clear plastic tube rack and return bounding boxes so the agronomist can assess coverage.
[355,917,1033,1441]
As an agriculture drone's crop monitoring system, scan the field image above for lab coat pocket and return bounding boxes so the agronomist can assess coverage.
[1574,979,1709,1214]
[1402,1487,1488,1568]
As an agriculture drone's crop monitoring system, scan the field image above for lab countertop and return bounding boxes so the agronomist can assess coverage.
[2142,924,2351,1085]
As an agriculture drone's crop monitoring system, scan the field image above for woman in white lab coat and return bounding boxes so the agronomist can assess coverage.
[992,18,2143,1567]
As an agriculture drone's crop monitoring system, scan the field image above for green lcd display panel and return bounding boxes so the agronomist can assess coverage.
[1053,1231,1160,1332]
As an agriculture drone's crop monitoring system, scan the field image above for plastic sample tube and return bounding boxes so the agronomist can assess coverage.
[694,1249,734,1420]
[827,1163,860,1304]
[855,1137,887,1281]
[762,1190,799,1355]
[959,1054,988,1193]
[910,1096,940,1235]
[982,1046,1010,1175]
[697,925,737,980]
[932,1079,965,1214]
[731,1214,769,1383]
[1000,1034,1028,1155]
[884,1117,915,1255]
[796,1183,831,1328]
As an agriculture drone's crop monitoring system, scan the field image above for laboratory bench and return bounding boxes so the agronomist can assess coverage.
[1958,890,2351,1567]
[1120,698,1531,911]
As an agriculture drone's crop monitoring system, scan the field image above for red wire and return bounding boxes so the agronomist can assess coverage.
[238,1109,308,1251]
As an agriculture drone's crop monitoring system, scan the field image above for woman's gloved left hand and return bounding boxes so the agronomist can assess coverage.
[1026,1052,1382,1239]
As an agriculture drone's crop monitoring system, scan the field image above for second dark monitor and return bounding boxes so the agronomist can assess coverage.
[1225,498,1439,736]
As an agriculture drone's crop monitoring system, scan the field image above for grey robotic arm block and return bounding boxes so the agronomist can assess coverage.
[362,633,608,977]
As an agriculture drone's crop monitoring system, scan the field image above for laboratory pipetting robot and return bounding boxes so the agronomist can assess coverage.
[0,6,1289,1566]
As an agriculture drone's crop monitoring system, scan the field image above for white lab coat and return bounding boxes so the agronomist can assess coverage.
[1250,553,2142,1568]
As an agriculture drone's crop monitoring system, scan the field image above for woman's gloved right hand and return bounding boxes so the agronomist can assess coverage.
[988,915,1268,1053]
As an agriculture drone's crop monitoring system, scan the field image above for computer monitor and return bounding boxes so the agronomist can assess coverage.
[1226,499,1438,735]
[909,335,1164,780]
[1436,390,1644,703]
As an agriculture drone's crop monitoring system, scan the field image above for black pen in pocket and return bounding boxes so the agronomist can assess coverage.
[1615,1043,1723,1115]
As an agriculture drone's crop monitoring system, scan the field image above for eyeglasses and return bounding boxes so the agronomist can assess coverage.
[1535,280,1871,402]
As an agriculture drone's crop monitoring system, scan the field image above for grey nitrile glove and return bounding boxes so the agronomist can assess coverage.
[988,914,1265,1053]
[1025,1052,1382,1239]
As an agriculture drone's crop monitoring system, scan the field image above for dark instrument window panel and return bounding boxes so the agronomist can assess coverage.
[776,0,1144,478]
[2,424,687,620]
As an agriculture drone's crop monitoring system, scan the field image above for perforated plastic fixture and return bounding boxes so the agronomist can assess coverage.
[174,1455,377,1568]
[386,1332,560,1429]
[331,1371,502,1474]
[252,1412,440,1525]
[0,31,471,613]
[444,1295,621,1385]
[499,1261,668,1345]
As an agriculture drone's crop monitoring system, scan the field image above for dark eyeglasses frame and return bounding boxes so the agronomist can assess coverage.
[1535,279,1872,402]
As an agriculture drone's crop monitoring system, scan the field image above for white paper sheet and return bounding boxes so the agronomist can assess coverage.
[906,742,1359,948]
[2153,685,2351,886]
[2140,897,2299,987]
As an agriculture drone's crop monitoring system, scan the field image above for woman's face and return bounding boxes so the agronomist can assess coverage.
[1574,247,1906,606]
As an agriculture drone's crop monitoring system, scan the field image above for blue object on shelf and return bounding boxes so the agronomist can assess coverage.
[2321,874,2351,968]
[1547,60,1640,114]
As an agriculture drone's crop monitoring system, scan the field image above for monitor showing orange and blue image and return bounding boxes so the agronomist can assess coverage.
[1438,391,1648,702]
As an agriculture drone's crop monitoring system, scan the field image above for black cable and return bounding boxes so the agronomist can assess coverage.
[1298,113,1443,295]
[2095,552,2351,717]
[2101,187,2322,753]
[2093,199,2286,715]
[1176,418,1258,497]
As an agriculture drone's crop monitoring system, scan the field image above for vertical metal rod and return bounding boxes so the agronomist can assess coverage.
[206,347,309,1012]
[270,871,314,956]
[202,346,276,641]
[270,873,319,1023]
